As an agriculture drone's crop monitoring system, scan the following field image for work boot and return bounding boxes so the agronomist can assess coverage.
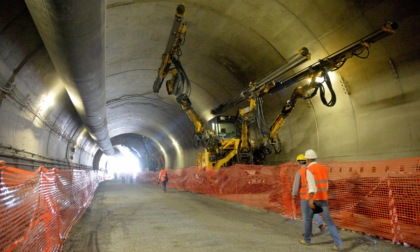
[299,239,310,246]
[319,224,325,233]
[333,245,343,251]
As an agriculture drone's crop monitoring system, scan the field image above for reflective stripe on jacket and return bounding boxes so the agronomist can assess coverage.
[308,163,329,200]
[298,168,309,200]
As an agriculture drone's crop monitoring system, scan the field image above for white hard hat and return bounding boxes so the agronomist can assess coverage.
[304,149,317,159]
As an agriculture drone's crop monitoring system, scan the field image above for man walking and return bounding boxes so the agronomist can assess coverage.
[299,149,343,251]
[292,154,325,235]
[158,168,169,192]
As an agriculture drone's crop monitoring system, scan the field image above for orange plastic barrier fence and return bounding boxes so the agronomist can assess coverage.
[140,158,420,248]
[0,165,103,252]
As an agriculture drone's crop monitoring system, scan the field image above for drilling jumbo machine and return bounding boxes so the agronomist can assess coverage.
[152,4,397,173]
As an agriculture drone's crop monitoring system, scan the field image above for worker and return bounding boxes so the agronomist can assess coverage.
[292,154,325,235]
[299,149,343,251]
[157,168,169,192]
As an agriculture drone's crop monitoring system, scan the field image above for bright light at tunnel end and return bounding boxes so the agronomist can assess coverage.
[105,145,142,180]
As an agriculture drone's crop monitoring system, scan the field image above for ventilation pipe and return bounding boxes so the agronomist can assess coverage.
[25,0,115,155]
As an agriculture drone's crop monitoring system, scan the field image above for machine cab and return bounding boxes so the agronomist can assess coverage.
[208,115,240,140]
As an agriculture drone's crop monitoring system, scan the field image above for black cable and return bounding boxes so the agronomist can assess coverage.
[318,70,336,107]
[255,97,269,137]
[172,57,191,98]
[354,47,370,59]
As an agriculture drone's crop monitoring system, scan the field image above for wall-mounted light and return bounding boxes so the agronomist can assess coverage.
[307,75,326,84]
[33,93,55,127]
[41,94,54,108]
[37,94,55,117]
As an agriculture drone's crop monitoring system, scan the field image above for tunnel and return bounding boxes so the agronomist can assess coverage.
[0,0,419,251]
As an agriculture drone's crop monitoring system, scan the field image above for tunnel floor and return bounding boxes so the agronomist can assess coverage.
[62,180,416,252]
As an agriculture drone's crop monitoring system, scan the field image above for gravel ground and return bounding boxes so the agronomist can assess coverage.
[62,180,418,252]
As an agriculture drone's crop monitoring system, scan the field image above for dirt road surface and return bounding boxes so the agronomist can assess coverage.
[62,181,418,252]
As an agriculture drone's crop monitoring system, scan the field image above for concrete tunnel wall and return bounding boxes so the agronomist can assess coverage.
[0,0,419,172]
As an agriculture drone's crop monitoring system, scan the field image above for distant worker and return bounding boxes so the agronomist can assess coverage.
[299,149,343,251]
[158,168,169,192]
[292,154,325,235]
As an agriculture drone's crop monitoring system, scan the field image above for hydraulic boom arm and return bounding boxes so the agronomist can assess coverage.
[266,21,398,144]
[211,47,311,115]
[153,4,187,93]
[211,21,398,114]
[152,4,209,149]
[268,21,398,94]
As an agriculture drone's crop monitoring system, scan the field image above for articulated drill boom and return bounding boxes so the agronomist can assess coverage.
[268,21,398,94]
[265,21,398,145]
[211,21,398,159]
[153,4,187,94]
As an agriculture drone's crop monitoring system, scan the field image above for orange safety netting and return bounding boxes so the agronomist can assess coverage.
[0,165,102,252]
[139,158,420,248]
[1,158,419,250]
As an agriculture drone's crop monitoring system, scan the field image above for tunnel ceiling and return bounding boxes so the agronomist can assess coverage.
[102,0,419,157]
[106,2,390,139]
[1,0,419,169]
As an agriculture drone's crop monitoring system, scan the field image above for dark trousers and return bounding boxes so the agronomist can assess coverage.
[162,181,167,191]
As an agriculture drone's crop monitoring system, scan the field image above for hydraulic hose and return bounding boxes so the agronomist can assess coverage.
[318,70,336,107]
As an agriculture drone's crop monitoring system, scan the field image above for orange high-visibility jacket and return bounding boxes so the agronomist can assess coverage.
[159,170,167,182]
[308,163,329,200]
[298,168,309,200]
